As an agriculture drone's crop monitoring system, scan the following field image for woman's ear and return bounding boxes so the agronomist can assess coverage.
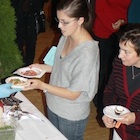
[78,17,84,25]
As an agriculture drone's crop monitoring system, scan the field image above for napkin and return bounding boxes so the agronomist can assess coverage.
[16,118,67,140]
[43,46,57,66]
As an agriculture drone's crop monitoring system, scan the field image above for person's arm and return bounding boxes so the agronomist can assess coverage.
[0,83,21,98]
[103,75,117,106]
[24,79,81,100]
[95,0,129,33]
[25,43,99,101]
[43,82,81,100]
[29,63,52,73]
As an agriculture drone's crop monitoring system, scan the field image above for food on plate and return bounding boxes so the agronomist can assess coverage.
[5,76,29,89]
[9,78,26,86]
[20,70,37,76]
[114,106,124,115]
[13,67,45,78]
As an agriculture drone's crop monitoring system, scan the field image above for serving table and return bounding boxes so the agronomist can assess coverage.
[4,92,68,140]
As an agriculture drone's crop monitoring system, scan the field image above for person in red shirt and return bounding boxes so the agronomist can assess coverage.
[92,0,131,120]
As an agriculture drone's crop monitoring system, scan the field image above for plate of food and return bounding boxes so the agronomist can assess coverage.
[103,105,130,120]
[13,67,46,78]
[5,76,30,89]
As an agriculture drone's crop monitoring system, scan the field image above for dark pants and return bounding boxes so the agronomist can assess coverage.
[93,33,119,112]
[16,12,37,66]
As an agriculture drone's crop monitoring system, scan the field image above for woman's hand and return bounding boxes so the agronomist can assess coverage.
[102,115,116,128]
[28,63,52,73]
[29,63,46,70]
[102,112,135,128]
[23,79,47,91]
[119,112,135,125]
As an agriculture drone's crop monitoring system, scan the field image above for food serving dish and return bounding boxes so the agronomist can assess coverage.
[5,76,29,89]
[5,105,44,122]
[103,105,130,120]
[13,67,46,78]
[0,117,17,140]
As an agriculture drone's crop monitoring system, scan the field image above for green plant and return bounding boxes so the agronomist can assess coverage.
[0,0,23,80]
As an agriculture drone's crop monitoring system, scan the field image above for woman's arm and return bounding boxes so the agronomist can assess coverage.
[24,79,81,100]
[29,63,52,73]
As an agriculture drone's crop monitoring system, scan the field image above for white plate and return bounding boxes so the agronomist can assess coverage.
[103,105,130,120]
[5,76,29,89]
[13,67,46,78]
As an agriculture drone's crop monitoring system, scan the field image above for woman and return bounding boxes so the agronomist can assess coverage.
[102,24,140,140]
[24,0,99,139]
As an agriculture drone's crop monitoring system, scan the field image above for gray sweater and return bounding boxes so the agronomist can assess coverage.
[46,36,99,121]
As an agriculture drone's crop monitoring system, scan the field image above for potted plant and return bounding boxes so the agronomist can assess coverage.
[0,0,23,81]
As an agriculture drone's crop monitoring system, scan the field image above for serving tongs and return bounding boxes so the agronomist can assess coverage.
[5,105,44,122]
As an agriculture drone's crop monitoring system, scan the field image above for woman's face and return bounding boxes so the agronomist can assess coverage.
[118,41,140,67]
[56,10,81,36]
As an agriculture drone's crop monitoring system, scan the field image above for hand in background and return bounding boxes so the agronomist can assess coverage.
[112,19,125,30]
[0,83,21,98]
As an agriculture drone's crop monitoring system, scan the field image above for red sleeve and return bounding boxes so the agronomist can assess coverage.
[93,0,131,38]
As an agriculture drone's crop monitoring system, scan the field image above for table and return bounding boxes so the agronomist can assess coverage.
[4,92,68,140]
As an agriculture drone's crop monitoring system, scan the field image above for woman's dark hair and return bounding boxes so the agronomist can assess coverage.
[57,0,93,34]
[119,24,140,56]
